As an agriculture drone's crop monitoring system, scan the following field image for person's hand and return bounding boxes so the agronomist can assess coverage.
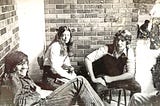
[61,64,69,70]
[93,77,106,86]
[62,64,74,73]
[104,75,112,83]
[68,66,74,73]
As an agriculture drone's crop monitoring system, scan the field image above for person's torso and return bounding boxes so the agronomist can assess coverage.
[92,44,128,77]
[43,42,67,66]
[14,78,41,106]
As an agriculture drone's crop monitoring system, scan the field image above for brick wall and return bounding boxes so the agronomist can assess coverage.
[44,0,155,70]
[0,0,19,74]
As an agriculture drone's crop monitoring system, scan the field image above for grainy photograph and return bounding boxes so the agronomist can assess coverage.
[0,0,160,106]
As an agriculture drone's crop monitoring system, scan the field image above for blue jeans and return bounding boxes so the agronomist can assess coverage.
[45,76,104,106]
[128,93,160,106]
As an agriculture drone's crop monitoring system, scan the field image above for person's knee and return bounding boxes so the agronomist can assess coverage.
[76,76,86,82]
[135,84,141,93]
[132,81,141,93]
[130,93,144,105]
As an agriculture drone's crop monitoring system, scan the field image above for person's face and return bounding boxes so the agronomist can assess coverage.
[14,59,29,77]
[116,36,127,51]
[62,30,71,43]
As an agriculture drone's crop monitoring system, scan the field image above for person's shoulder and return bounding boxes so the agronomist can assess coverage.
[51,42,60,46]
[50,42,61,49]
[98,45,109,50]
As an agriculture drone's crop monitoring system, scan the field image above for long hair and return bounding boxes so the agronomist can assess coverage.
[0,51,29,85]
[113,30,132,55]
[46,26,73,55]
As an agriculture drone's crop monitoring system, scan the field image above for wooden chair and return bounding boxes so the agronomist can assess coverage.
[78,66,129,106]
[98,86,128,106]
[108,88,127,106]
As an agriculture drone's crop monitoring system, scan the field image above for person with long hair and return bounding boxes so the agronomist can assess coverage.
[43,26,76,85]
[85,30,141,98]
[0,51,105,106]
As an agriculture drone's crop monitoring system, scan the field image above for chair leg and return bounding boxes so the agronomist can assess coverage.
[123,89,127,106]
[117,90,122,106]
[109,90,112,104]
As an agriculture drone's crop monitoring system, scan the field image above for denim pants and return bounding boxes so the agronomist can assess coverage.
[45,76,104,106]
[128,93,160,106]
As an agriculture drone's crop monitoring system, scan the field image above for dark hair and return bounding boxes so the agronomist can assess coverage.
[4,51,28,74]
[56,26,73,53]
[0,51,28,85]
[46,26,73,55]
[113,30,132,45]
[144,20,150,24]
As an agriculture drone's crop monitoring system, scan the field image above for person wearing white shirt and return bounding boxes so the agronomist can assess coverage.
[43,26,76,86]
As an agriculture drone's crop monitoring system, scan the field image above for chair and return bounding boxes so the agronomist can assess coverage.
[97,85,128,106]
[78,66,129,106]
[108,88,127,106]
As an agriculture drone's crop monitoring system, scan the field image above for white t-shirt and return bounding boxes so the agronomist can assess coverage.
[43,42,76,80]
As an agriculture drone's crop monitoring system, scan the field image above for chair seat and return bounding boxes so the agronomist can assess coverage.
[102,88,128,106]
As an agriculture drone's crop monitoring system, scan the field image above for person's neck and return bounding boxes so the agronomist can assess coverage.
[114,48,124,58]
[116,48,124,54]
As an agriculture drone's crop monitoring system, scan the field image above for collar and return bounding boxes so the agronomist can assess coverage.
[113,48,127,58]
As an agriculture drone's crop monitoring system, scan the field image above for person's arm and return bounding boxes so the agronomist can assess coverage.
[50,43,76,80]
[85,46,108,85]
[104,48,135,83]
[62,56,74,72]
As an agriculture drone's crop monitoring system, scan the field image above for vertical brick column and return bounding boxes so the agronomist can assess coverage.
[0,0,19,74]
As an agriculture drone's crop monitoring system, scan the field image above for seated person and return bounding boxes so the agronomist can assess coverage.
[150,22,160,49]
[149,0,160,50]
[0,51,105,106]
[137,20,150,39]
[85,30,141,96]
[43,26,76,86]
[128,54,160,106]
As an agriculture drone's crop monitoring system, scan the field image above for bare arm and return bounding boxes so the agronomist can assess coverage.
[85,57,97,82]
[85,46,108,86]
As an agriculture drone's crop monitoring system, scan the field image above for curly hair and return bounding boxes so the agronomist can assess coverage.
[4,51,28,74]
[113,30,132,45]
[0,51,29,85]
